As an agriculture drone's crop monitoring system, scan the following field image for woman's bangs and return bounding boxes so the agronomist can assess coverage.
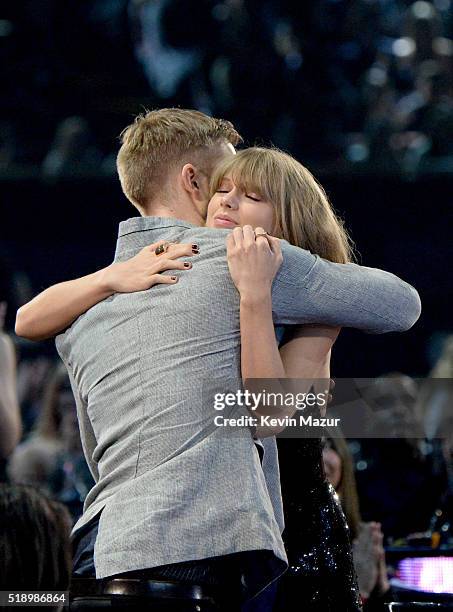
[210,157,235,194]
[230,156,270,200]
[210,149,275,201]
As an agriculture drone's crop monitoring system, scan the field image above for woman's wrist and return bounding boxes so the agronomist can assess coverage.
[94,265,119,296]
[239,290,272,309]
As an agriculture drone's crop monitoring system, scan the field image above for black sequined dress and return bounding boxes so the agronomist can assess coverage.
[274,432,362,611]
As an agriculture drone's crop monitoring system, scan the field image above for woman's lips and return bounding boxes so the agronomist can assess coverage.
[214,217,237,228]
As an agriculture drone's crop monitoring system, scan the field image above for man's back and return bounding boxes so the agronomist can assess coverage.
[56,217,287,595]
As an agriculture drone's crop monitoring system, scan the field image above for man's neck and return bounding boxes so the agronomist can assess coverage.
[142,202,204,227]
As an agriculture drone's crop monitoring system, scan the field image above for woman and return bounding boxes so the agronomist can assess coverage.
[323,434,391,608]
[209,149,361,611]
[16,147,361,610]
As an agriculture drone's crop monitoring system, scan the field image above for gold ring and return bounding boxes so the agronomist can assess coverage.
[155,242,169,256]
[254,231,268,238]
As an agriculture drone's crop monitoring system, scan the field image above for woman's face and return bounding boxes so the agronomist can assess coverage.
[322,446,342,490]
[206,174,276,233]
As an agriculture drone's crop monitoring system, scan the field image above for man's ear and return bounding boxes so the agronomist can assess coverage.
[181,164,200,196]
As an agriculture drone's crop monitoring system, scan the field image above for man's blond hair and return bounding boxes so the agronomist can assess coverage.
[117,108,242,211]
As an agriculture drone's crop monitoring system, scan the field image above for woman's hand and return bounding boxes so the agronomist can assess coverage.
[353,521,385,599]
[101,240,198,293]
[226,226,282,302]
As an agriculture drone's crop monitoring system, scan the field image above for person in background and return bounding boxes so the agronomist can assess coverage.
[0,483,71,609]
[419,334,453,440]
[418,335,453,540]
[16,354,54,436]
[0,301,22,480]
[323,434,391,610]
[355,374,445,538]
[8,363,94,523]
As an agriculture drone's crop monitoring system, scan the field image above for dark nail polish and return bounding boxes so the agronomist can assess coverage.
[171,276,177,281]
[184,262,191,268]
[192,248,199,254]
[192,244,198,249]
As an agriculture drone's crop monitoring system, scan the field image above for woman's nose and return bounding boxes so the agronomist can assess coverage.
[220,194,238,209]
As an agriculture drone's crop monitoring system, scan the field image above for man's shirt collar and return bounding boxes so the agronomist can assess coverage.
[118,216,200,238]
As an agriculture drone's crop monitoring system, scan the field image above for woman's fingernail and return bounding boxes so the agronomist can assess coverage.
[192,244,198,249]
[184,262,191,268]
[171,276,177,281]
[192,248,199,254]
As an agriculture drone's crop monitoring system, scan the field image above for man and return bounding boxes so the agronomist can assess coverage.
[54,109,420,608]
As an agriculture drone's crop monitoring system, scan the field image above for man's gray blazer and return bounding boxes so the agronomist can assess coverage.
[56,216,420,597]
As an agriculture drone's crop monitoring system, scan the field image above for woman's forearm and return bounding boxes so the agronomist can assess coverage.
[252,325,339,438]
[226,229,339,438]
[15,241,196,342]
[240,292,285,380]
[239,291,290,438]
[15,268,113,341]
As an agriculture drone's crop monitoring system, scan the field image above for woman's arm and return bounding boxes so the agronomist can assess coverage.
[278,326,339,380]
[226,226,339,437]
[226,226,284,384]
[241,316,338,437]
[15,241,197,341]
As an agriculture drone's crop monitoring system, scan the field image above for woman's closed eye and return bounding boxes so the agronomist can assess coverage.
[246,194,261,202]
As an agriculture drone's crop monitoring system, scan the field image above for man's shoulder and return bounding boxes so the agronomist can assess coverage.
[117,218,231,250]
[179,227,231,245]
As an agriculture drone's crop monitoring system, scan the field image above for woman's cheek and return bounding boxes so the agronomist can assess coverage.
[206,199,218,223]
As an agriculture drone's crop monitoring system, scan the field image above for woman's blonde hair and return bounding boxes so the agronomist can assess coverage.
[210,147,355,263]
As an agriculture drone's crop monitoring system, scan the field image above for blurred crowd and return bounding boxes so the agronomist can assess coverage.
[1,0,453,178]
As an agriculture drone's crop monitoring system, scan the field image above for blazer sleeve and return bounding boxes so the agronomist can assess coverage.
[271,241,421,334]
